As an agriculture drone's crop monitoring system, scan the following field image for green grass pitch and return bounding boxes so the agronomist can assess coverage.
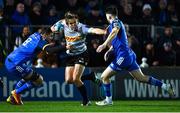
[0,100,180,112]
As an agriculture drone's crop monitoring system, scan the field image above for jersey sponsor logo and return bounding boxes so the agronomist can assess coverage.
[65,36,81,42]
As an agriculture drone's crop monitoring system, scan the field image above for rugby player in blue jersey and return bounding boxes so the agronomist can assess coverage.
[95,5,175,106]
[51,11,106,106]
[5,28,68,105]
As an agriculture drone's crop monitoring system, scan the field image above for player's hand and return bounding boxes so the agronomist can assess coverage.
[96,44,106,53]
[104,50,111,61]
[66,44,74,50]
[104,47,114,61]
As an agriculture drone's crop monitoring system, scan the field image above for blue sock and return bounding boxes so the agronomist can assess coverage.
[15,79,26,89]
[148,76,163,87]
[103,83,111,97]
[15,81,35,94]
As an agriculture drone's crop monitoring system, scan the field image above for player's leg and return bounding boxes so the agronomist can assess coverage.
[11,70,43,105]
[15,71,43,93]
[73,64,90,106]
[8,79,26,104]
[15,79,26,89]
[96,66,117,106]
[65,66,74,84]
[65,55,77,84]
[129,69,175,97]
[81,72,102,86]
[80,51,102,86]
[65,64,90,106]
[10,62,44,105]
[128,54,175,97]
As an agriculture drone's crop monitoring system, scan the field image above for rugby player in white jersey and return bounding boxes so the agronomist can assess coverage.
[51,11,106,106]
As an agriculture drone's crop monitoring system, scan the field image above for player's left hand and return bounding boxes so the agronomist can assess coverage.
[96,44,106,53]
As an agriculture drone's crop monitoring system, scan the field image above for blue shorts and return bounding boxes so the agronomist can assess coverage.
[109,52,140,72]
[5,58,33,78]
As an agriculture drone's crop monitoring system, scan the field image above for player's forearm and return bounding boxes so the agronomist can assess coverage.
[103,28,119,46]
[103,31,117,46]
[90,28,106,35]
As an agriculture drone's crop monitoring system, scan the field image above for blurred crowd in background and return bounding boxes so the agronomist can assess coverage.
[0,0,180,68]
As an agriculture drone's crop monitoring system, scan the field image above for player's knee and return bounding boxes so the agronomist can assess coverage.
[72,72,81,83]
[72,75,78,83]
[33,75,43,86]
[101,75,108,83]
[72,77,81,84]
[27,71,43,86]
[65,79,73,84]
[65,76,73,84]
[73,78,83,86]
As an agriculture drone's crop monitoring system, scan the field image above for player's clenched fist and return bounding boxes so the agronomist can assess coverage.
[96,44,106,53]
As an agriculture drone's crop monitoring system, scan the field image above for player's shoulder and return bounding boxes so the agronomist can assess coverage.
[55,19,65,26]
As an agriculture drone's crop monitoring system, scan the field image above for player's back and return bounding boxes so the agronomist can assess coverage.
[6,32,42,69]
[110,18,133,57]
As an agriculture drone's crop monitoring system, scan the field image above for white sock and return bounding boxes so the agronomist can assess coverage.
[161,83,167,90]
[106,96,112,103]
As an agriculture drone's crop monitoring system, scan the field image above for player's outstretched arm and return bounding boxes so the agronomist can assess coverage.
[89,28,106,35]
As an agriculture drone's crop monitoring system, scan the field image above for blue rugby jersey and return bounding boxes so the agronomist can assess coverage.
[108,17,133,58]
[5,32,47,69]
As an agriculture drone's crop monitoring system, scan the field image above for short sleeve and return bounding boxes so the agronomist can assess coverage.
[81,24,92,34]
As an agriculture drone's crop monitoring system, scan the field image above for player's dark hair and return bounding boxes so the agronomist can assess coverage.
[64,11,78,22]
[41,27,52,35]
[105,5,118,16]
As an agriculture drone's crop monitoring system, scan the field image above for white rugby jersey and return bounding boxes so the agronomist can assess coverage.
[53,20,92,55]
